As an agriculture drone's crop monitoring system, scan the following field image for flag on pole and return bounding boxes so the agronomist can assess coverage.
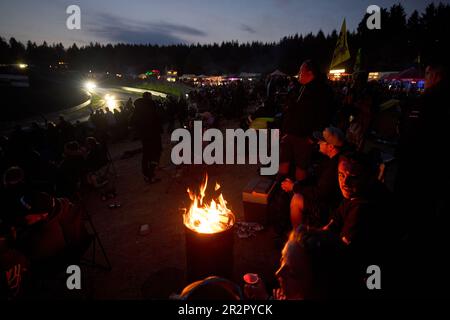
[330,19,351,69]
[353,48,362,72]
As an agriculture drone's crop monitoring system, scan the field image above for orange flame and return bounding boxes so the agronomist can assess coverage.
[183,173,234,234]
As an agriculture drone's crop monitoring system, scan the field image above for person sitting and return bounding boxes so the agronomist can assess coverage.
[324,151,392,250]
[56,141,86,198]
[322,151,395,297]
[85,137,108,171]
[174,276,243,300]
[280,126,346,229]
[0,220,29,300]
[0,167,50,229]
[1,166,90,266]
[244,226,341,300]
[84,137,109,188]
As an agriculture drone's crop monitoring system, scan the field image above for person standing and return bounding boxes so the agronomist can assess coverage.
[396,63,450,297]
[279,60,335,181]
[130,92,162,183]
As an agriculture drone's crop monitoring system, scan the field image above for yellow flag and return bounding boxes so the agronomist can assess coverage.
[330,19,351,69]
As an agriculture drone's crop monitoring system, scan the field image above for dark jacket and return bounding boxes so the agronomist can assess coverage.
[399,81,450,167]
[327,182,395,296]
[130,97,162,141]
[293,154,342,209]
[397,80,450,212]
[327,181,393,251]
[283,79,335,137]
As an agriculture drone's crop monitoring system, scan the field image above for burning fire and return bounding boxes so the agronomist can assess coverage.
[184,173,234,234]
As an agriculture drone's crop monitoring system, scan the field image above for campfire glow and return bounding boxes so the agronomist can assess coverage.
[183,174,234,234]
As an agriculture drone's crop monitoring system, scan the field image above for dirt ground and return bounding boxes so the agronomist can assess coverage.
[35,122,280,300]
[31,120,397,300]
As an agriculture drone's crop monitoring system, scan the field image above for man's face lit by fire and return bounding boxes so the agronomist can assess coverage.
[338,158,365,200]
[298,63,314,85]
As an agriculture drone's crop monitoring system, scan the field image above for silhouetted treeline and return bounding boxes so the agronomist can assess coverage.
[1,3,449,74]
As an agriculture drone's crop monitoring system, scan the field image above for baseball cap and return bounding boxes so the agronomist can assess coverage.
[313,126,345,147]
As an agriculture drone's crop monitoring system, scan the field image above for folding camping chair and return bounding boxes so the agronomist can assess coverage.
[76,197,112,271]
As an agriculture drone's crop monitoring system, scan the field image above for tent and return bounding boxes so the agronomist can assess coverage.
[397,66,424,80]
[381,67,424,81]
[269,69,287,77]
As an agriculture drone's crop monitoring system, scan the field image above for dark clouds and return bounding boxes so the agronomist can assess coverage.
[86,13,207,45]
[1,0,441,46]
[240,24,256,34]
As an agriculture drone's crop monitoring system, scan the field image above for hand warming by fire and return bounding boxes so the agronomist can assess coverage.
[183,173,235,234]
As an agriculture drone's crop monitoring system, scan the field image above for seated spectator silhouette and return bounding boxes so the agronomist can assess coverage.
[56,141,86,198]
[17,192,90,269]
[244,226,341,300]
[281,126,345,229]
[1,167,90,268]
[324,152,392,250]
[175,276,243,300]
[84,137,109,188]
[1,166,33,228]
[323,151,395,297]
[0,220,29,300]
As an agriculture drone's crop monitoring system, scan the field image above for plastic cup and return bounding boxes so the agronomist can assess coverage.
[243,273,259,285]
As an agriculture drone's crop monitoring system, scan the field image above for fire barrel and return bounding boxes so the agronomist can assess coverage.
[184,219,235,282]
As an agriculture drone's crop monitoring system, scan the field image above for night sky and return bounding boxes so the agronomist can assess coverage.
[0,0,447,47]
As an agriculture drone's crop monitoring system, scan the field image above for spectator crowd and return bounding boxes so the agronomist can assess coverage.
[1,58,449,299]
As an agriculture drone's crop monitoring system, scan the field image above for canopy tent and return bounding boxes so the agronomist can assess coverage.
[380,67,424,81]
[397,66,424,80]
[380,72,399,81]
[269,69,287,77]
